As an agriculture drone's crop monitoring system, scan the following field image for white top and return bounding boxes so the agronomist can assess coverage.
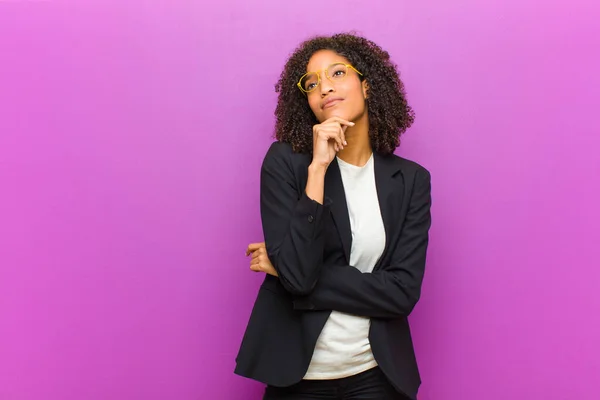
[304,153,386,380]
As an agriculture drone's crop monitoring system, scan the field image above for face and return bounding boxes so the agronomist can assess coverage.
[303,50,368,123]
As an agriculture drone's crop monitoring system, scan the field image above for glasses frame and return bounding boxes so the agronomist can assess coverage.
[296,63,363,94]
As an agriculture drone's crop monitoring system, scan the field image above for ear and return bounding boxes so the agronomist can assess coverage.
[362,80,369,99]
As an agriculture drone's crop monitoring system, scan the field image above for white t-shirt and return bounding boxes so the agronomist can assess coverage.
[304,153,386,380]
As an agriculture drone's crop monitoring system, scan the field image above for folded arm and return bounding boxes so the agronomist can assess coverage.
[293,168,432,318]
[260,142,330,296]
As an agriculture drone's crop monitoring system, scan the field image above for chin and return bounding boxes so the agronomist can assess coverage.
[324,109,350,121]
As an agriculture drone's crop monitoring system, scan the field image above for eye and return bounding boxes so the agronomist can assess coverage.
[306,82,317,91]
[328,64,348,80]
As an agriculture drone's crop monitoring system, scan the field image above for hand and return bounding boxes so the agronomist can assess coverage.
[246,242,278,277]
[311,117,355,168]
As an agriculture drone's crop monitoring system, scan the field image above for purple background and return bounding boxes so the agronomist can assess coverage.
[1,1,599,399]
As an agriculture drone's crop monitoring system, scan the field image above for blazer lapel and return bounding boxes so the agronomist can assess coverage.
[373,152,403,270]
[325,158,352,263]
[325,153,404,267]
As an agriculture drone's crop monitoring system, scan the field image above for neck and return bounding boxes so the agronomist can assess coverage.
[337,112,372,167]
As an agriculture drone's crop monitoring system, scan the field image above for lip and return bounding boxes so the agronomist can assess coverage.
[321,97,344,109]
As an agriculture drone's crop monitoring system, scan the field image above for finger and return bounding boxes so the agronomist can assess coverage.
[250,261,261,272]
[318,128,341,147]
[332,125,344,150]
[338,122,352,145]
[325,117,355,128]
[330,138,338,152]
[328,137,342,152]
[321,126,343,149]
[251,251,260,260]
[329,122,348,147]
[246,242,265,255]
[317,126,344,151]
[340,125,347,147]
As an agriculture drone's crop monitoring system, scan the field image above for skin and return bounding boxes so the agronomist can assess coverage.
[247,50,374,277]
[306,49,372,168]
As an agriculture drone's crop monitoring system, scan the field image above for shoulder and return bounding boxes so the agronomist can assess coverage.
[267,141,293,155]
[264,141,293,159]
[263,141,311,170]
[385,153,431,185]
[260,142,312,190]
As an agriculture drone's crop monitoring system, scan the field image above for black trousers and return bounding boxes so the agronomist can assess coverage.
[263,367,409,400]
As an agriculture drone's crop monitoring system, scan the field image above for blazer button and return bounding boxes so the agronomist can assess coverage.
[307,215,314,223]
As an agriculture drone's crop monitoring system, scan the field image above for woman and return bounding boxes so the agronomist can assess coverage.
[235,33,432,400]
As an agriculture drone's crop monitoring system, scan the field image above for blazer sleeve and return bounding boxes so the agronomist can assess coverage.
[260,142,331,296]
[293,167,432,318]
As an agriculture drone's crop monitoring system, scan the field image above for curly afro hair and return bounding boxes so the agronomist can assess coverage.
[274,33,415,155]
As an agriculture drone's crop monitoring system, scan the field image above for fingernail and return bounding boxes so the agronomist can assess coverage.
[344,141,348,145]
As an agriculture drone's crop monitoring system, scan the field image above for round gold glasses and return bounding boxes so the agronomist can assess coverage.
[297,63,363,94]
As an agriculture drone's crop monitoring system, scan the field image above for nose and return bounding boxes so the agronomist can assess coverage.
[319,71,335,97]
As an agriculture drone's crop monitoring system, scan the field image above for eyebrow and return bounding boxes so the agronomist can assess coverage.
[306,61,346,73]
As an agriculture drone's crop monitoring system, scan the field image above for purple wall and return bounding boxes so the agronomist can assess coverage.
[1,1,599,399]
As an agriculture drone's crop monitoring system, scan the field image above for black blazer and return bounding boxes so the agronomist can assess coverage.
[235,141,432,400]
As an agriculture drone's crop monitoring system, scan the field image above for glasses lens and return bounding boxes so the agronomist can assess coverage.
[328,63,348,81]
[300,73,319,92]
